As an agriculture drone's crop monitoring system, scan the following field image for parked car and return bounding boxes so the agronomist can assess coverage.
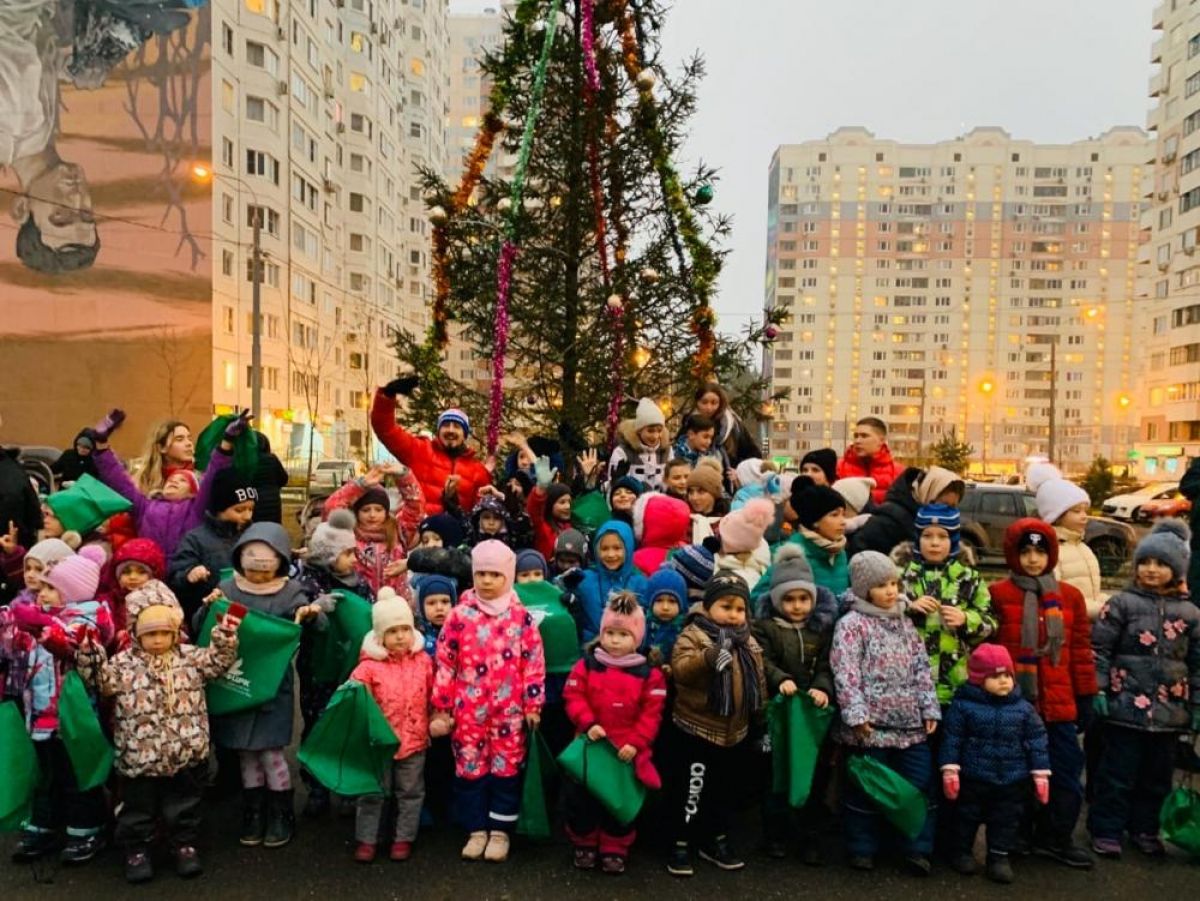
[306,460,361,492]
[1139,491,1192,520]
[959,483,1135,576]
[1101,482,1180,523]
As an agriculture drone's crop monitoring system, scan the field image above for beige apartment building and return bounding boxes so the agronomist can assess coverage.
[209,0,447,463]
[1136,0,1200,479]
[764,126,1149,474]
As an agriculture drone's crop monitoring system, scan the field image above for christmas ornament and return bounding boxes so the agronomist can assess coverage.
[428,205,448,224]
[523,197,544,212]
[636,69,656,90]
[606,294,624,311]
[639,266,660,284]
[497,197,513,213]
[694,184,714,205]
[764,324,780,340]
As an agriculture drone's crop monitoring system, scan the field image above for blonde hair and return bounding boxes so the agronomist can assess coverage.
[135,420,190,496]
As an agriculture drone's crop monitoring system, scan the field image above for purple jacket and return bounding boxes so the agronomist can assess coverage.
[92,448,232,560]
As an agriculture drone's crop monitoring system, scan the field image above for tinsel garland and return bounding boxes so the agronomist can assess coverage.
[488,240,519,454]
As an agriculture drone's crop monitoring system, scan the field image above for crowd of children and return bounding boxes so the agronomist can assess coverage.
[0,396,1197,887]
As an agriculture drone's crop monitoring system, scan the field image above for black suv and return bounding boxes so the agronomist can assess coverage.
[958,483,1134,576]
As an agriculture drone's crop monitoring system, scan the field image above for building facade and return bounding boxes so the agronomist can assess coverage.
[1136,0,1200,478]
[764,126,1149,474]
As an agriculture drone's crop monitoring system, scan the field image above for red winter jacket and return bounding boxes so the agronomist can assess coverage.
[837,444,902,506]
[370,390,491,515]
[527,486,572,561]
[632,493,691,577]
[563,651,668,789]
[988,518,1097,723]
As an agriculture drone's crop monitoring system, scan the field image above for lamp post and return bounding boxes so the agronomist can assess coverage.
[979,378,995,475]
[1115,392,1132,464]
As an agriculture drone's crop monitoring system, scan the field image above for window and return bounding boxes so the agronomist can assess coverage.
[221,306,234,334]
[245,96,278,129]
[222,23,234,55]
[349,72,369,94]
[246,205,279,236]
[978,492,1015,516]
[220,80,234,112]
[245,149,280,185]
[221,249,234,277]
[221,137,234,167]
[410,58,425,76]
[349,192,367,213]
[245,41,278,75]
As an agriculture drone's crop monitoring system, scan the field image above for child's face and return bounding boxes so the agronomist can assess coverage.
[161,472,197,502]
[799,463,828,486]
[419,530,444,549]
[1058,503,1089,534]
[779,588,814,624]
[918,527,951,564]
[597,534,626,571]
[139,628,175,656]
[217,500,255,526]
[707,595,747,627]
[983,672,1014,697]
[241,567,280,585]
[611,488,636,512]
[358,504,388,530]
[40,506,64,538]
[600,626,638,657]
[687,486,715,515]
[665,465,690,496]
[37,583,63,608]
[1136,557,1174,591]
[517,448,535,470]
[814,507,846,541]
[687,428,714,452]
[474,570,507,600]
[639,424,664,449]
[479,511,504,535]
[1018,546,1050,577]
[118,562,153,593]
[516,569,544,584]
[867,578,899,610]
[551,494,573,522]
[935,487,962,507]
[422,593,452,627]
[554,552,582,574]
[383,624,413,654]
[332,548,358,576]
[23,558,45,590]
[651,594,680,622]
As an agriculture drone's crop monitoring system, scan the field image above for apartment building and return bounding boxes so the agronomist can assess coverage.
[764,126,1149,473]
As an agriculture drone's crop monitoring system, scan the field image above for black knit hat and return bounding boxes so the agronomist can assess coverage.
[353,486,390,513]
[799,448,838,486]
[208,468,258,514]
[702,569,751,608]
[789,475,846,530]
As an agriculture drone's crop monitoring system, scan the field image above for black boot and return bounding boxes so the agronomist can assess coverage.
[240,788,267,846]
[263,789,295,849]
[302,784,330,818]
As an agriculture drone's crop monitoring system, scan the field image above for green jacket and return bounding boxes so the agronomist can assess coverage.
[892,542,996,706]
[753,530,849,607]
[752,616,834,697]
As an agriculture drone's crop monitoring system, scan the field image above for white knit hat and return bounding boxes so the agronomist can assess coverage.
[308,508,358,567]
[832,477,876,516]
[361,587,419,659]
[1035,478,1089,526]
[634,397,666,432]
[1025,460,1062,494]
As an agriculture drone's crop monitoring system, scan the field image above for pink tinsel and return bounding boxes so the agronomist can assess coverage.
[487,240,519,454]
[581,0,601,92]
[606,300,626,449]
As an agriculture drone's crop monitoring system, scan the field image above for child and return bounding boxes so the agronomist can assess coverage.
[414,575,456,657]
[417,513,465,550]
[665,571,766,877]
[430,540,545,863]
[563,593,667,874]
[671,414,722,468]
[166,472,258,621]
[799,448,837,487]
[663,459,692,504]
[349,590,434,863]
[515,548,549,582]
[832,477,876,535]
[644,566,687,669]
[784,476,850,596]
[894,504,996,706]
[466,494,514,549]
[198,523,327,851]
[1088,519,1200,858]
[1,546,114,864]
[632,493,692,577]
[324,466,418,599]
[831,551,940,874]
[552,529,588,576]
[686,458,728,539]
[712,498,775,591]
[528,458,573,560]
[989,519,1096,869]
[609,398,670,491]
[103,538,167,647]
[1036,476,1104,619]
[569,521,649,643]
[75,597,240,883]
[753,545,834,863]
[668,543,716,605]
[940,645,1051,884]
[607,476,643,527]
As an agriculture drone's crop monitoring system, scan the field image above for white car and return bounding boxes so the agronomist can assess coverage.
[1100,482,1180,522]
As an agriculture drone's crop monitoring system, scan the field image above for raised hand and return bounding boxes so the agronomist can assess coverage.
[0,521,17,554]
[91,408,126,443]
[534,455,557,490]
[223,408,253,440]
[578,448,600,477]
[381,375,419,398]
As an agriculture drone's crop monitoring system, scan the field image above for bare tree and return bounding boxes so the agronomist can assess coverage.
[148,326,204,416]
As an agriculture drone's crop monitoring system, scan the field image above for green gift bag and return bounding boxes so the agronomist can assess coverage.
[193,416,260,477]
[516,581,582,675]
[197,599,302,715]
[0,702,39,832]
[1161,781,1200,856]
[570,491,610,536]
[846,754,927,840]
[45,474,133,535]
[516,730,557,840]
[768,693,834,808]
[57,671,114,791]
[557,736,647,826]
[297,681,398,796]
[310,591,374,684]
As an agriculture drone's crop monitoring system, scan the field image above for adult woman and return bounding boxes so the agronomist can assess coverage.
[687,382,761,468]
[134,420,195,495]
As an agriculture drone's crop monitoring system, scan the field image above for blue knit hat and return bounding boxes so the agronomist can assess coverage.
[437,408,470,437]
[515,548,549,579]
[416,573,458,603]
[670,543,715,597]
[646,566,687,615]
[914,502,961,558]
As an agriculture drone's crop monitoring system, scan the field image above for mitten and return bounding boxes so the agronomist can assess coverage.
[12,604,55,634]
[560,567,584,590]
[701,535,722,554]
[1033,772,1050,805]
[1092,693,1109,719]
[534,456,557,491]
[91,408,126,442]
[712,642,733,672]
[381,375,419,398]
[941,768,960,801]
[223,408,252,440]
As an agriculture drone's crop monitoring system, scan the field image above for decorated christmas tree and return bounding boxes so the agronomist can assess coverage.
[395,0,783,454]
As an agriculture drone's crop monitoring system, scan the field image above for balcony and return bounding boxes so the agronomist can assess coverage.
[1152,0,1167,30]
[1149,71,1165,98]
[1151,35,1164,64]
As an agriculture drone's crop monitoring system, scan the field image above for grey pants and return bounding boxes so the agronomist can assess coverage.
[355,752,426,844]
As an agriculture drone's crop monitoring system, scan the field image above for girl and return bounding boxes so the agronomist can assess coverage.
[686,459,728,542]
[782,477,850,596]
[1089,519,1200,858]
[528,458,574,560]
[666,571,766,877]
[711,499,775,591]
[102,537,167,648]
[687,382,761,468]
[1,539,77,704]
[135,420,195,496]
[349,590,433,863]
[607,477,643,528]
[563,593,667,874]
[430,540,545,863]
[632,493,692,577]
[465,494,514,549]
[571,521,649,643]
[1036,476,1104,619]
[831,551,940,875]
[608,399,670,492]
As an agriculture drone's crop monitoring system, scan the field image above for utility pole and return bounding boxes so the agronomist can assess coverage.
[251,208,263,422]
[1047,338,1057,467]
[917,367,928,462]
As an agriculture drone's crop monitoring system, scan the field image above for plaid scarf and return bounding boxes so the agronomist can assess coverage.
[690,615,761,718]
[1009,573,1064,702]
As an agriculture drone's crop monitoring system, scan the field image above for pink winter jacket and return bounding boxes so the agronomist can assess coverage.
[350,635,433,760]
[324,474,425,604]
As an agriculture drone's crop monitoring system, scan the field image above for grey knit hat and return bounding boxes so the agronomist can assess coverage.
[770,543,817,612]
[1133,518,1192,583]
[307,508,358,567]
[850,550,898,601]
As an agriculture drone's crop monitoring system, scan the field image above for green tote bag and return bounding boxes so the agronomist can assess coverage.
[557,736,647,826]
[1161,780,1200,857]
[768,693,834,808]
[516,730,557,840]
[57,671,114,791]
[0,702,39,831]
[515,580,582,675]
[846,754,927,840]
[310,591,374,685]
[197,599,302,715]
[297,681,399,796]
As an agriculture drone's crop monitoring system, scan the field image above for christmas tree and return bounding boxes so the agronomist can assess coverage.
[395,0,782,454]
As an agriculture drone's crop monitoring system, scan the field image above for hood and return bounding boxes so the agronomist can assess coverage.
[617,418,663,454]
[470,495,511,533]
[1002,518,1059,573]
[634,493,691,547]
[912,466,966,506]
[592,520,639,579]
[890,540,977,569]
[232,522,292,576]
[882,466,923,511]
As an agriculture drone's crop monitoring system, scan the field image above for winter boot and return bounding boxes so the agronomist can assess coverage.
[239,788,267,846]
[263,789,295,848]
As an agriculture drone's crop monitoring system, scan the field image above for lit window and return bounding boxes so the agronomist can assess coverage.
[410,58,425,76]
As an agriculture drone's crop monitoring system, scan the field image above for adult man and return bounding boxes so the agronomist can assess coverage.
[837,417,902,507]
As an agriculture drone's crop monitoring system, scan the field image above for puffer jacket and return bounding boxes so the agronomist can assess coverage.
[939,682,1050,786]
[632,493,691,577]
[575,521,649,642]
[836,443,902,507]
[563,649,668,788]
[76,624,238,777]
[350,635,433,759]
[1054,527,1104,620]
[713,544,772,596]
[752,615,834,697]
[607,420,669,492]
[845,467,921,558]
[1092,585,1200,732]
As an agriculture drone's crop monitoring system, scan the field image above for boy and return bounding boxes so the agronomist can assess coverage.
[609,398,670,492]
[515,549,549,583]
[663,459,693,503]
[552,530,587,576]
[671,414,723,468]
[644,566,687,668]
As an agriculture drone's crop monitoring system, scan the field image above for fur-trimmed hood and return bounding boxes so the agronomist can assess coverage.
[360,629,425,661]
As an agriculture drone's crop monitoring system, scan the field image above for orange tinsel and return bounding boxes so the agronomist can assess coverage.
[453,113,502,212]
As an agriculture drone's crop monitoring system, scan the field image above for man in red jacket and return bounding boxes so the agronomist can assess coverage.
[836,417,902,507]
[370,377,491,515]
[988,518,1097,870]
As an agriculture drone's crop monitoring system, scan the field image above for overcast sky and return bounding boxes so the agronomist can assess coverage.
[449,0,1157,333]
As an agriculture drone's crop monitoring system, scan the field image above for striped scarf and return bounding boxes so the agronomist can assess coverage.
[1010,573,1065,702]
[690,616,762,718]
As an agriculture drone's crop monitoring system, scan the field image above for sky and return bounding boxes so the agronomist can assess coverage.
[448,0,1157,333]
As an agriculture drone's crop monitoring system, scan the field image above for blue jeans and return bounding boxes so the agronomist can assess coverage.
[1087,724,1175,841]
[843,743,935,858]
[1038,722,1085,843]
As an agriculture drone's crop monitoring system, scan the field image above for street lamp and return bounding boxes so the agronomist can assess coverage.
[978,378,995,475]
[191,165,265,422]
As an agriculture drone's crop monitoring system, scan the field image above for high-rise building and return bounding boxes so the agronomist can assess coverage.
[764,126,1149,473]
[1135,1,1200,478]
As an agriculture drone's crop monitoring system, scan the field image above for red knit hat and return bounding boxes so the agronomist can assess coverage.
[967,644,1015,686]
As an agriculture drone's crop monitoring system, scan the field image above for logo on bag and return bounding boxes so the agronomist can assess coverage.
[684,762,706,823]
[529,610,547,626]
[220,657,252,695]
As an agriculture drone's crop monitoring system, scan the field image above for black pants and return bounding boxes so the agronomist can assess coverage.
[954,778,1027,857]
[1087,724,1176,841]
[664,722,745,847]
[116,766,205,849]
[29,738,107,837]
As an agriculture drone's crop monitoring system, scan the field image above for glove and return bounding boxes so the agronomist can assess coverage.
[223,409,252,440]
[91,408,126,442]
[382,375,420,398]
[941,769,960,801]
[1092,694,1109,719]
[534,456,557,491]
[560,567,584,590]
[712,640,733,672]
[11,604,55,634]
[1033,772,1051,805]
